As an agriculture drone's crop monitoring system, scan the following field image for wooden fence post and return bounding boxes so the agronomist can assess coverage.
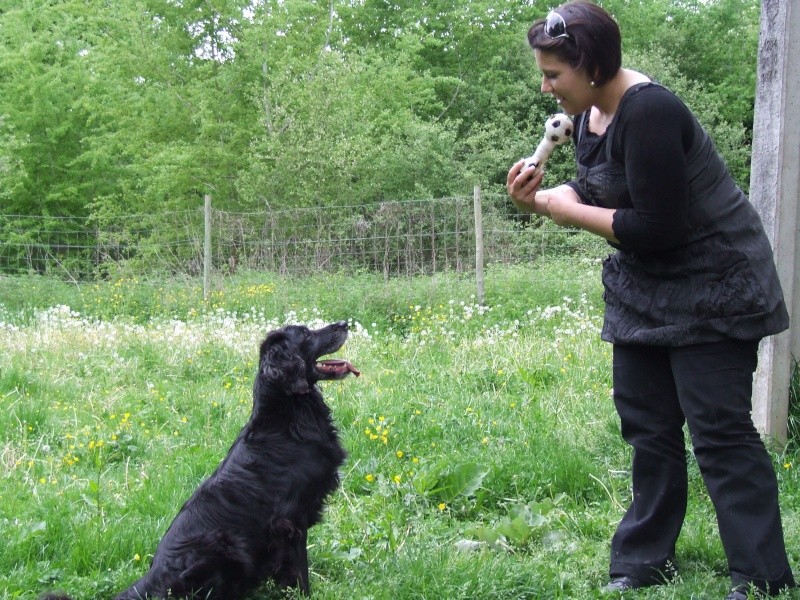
[473,185,485,305]
[204,194,212,302]
[749,0,800,444]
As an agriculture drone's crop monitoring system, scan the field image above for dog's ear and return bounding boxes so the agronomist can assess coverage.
[260,334,310,396]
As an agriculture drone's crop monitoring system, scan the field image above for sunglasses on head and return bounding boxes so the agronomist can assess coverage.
[544,10,570,39]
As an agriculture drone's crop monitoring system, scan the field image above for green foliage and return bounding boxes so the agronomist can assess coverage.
[655,0,760,129]
[468,494,568,549]
[0,0,100,216]
[787,361,800,454]
[1,265,798,599]
[236,46,467,207]
[0,0,762,230]
[413,461,489,504]
[623,48,751,190]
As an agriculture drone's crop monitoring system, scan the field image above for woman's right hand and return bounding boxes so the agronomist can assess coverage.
[506,159,546,214]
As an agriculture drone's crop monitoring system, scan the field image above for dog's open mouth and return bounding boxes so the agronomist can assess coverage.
[315,359,361,379]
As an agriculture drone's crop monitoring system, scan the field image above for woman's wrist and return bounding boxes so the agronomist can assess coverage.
[532,191,552,216]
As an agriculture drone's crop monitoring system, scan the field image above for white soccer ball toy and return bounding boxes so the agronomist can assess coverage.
[523,113,574,172]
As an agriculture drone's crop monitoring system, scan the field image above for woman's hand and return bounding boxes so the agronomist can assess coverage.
[507,168,620,243]
[506,160,547,215]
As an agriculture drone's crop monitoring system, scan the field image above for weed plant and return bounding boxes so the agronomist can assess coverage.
[0,261,798,599]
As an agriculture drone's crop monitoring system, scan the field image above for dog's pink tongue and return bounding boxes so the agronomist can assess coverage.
[318,359,361,377]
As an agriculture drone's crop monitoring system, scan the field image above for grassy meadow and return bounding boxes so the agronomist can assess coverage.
[1,261,799,600]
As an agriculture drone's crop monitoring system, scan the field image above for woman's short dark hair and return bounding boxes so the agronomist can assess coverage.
[527,1,621,87]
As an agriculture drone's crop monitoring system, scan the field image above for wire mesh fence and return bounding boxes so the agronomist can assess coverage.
[0,192,607,282]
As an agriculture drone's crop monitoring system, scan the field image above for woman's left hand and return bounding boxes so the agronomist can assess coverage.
[506,159,546,214]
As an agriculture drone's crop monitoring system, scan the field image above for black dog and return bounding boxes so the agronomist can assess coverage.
[43,321,358,600]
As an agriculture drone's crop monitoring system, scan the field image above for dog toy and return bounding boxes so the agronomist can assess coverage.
[523,113,574,173]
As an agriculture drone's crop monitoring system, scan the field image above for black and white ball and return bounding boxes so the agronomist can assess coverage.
[523,113,575,171]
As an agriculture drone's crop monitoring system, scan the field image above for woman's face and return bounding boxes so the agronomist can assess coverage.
[534,49,594,116]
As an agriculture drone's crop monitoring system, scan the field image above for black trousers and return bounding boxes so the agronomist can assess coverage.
[610,339,794,594]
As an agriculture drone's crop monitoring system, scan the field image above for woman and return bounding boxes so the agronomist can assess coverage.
[506,2,795,599]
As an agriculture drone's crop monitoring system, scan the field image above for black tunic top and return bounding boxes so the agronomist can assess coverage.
[566,82,788,346]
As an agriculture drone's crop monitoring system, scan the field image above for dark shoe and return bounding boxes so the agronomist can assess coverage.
[600,576,648,594]
[725,585,767,600]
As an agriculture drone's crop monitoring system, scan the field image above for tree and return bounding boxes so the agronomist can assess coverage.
[0,0,762,243]
[0,0,104,217]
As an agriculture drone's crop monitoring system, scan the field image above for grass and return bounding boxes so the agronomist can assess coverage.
[1,260,798,600]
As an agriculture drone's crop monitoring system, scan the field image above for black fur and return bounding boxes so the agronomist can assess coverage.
[43,321,355,600]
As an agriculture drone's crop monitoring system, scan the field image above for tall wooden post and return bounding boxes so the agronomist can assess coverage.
[749,0,800,443]
[204,194,212,302]
[473,185,485,305]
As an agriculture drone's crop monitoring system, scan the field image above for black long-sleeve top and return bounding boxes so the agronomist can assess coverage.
[566,83,788,345]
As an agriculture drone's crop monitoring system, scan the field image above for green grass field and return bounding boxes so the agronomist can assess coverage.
[1,262,798,599]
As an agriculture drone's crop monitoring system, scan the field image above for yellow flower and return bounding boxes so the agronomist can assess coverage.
[392,474,402,484]
[396,450,404,459]
[365,474,375,483]
[134,554,141,561]
[438,503,447,511]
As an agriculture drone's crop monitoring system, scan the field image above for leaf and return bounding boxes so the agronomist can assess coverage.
[411,466,442,496]
[433,462,488,503]
[467,526,502,546]
[37,567,64,585]
[496,515,535,544]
